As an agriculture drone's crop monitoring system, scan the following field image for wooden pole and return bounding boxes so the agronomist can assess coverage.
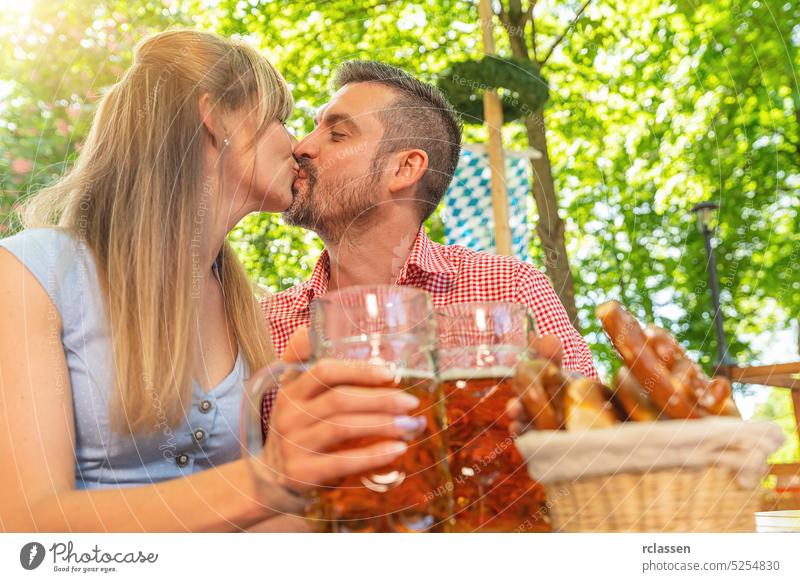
[478,0,512,256]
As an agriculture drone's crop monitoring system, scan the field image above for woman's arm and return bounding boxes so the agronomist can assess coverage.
[0,248,276,531]
[1,249,418,532]
[24,459,279,532]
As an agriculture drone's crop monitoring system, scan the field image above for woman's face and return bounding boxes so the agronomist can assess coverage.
[217,111,299,218]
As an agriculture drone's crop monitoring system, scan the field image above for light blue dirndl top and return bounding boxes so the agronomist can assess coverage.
[0,228,247,489]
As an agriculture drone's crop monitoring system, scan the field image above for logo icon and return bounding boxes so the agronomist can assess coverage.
[20,542,46,570]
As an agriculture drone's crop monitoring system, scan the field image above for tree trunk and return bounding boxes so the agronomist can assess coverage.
[524,113,579,325]
[498,0,580,326]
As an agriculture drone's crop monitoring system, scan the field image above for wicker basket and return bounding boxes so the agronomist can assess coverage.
[543,465,762,532]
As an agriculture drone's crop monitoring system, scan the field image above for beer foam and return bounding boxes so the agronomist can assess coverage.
[439,366,515,382]
[387,368,436,380]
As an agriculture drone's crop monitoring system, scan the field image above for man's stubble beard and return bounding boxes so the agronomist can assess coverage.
[283,156,384,244]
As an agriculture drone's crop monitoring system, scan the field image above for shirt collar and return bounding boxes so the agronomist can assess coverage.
[397,225,458,281]
[291,250,330,314]
[291,225,457,313]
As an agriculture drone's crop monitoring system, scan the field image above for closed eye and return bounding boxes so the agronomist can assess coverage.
[331,131,347,141]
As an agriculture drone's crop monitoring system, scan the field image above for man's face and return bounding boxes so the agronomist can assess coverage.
[283,82,396,242]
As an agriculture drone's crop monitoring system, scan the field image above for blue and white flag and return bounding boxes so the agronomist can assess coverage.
[443,145,532,262]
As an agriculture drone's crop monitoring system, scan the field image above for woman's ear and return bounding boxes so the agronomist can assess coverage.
[387,149,428,194]
[198,93,226,150]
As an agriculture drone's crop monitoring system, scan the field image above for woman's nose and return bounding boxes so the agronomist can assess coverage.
[293,132,319,159]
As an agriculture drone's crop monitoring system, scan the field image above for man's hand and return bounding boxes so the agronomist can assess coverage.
[506,334,564,436]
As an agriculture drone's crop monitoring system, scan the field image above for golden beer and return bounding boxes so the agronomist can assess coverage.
[441,366,550,532]
[313,372,451,533]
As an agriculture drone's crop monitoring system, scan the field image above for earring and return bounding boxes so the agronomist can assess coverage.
[223,137,230,147]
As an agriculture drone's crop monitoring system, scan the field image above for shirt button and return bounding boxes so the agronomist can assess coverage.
[199,400,213,414]
[176,453,190,468]
[193,429,206,444]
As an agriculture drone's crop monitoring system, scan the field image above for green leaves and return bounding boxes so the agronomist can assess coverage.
[228,213,324,293]
[0,0,194,232]
[1,1,797,400]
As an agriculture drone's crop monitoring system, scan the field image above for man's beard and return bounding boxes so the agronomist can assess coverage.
[283,156,383,244]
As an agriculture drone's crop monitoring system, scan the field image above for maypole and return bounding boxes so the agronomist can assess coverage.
[478,0,512,256]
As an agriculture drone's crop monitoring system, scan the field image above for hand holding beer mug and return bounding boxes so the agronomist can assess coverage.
[241,328,421,509]
[437,302,550,532]
[244,286,450,532]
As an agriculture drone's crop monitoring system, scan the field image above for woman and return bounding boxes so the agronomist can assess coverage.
[0,29,420,532]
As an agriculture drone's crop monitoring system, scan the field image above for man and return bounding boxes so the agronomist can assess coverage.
[262,60,597,424]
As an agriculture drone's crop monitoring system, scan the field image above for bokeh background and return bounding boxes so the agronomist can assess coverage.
[1,0,798,460]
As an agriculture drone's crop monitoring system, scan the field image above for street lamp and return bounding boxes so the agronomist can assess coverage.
[691,201,735,374]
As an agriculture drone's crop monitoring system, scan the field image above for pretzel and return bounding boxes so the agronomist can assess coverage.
[596,301,703,419]
[684,372,737,416]
[644,325,687,369]
[514,359,623,431]
[613,366,661,422]
[563,377,622,430]
[708,377,738,415]
[669,357,703,404]
[515,301,738,432]
[645,326,737,417]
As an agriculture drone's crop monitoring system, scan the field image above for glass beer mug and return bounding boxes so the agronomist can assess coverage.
[242,285,451,533]
[436,301,550,532]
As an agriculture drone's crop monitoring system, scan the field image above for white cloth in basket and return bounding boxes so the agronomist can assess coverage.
[515,418,784,488]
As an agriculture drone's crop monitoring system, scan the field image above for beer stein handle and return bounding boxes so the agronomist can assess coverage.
[240,361,306,458]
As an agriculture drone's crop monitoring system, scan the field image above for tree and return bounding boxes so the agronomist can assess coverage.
[752,389,800,463]
[492,0,594,326]
[2,0,798,393]
[0,0,194,230]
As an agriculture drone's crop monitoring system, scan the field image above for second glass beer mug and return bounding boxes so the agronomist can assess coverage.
[309,285,451,532]
[437,302,550,532]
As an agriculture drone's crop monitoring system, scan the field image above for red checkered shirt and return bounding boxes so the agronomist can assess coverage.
[260,226,598,431]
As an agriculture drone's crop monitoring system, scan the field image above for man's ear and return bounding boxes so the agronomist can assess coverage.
[387,149,428,194]
[198,93,227,150]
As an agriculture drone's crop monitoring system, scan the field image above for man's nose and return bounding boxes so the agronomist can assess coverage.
[293,131,319,159]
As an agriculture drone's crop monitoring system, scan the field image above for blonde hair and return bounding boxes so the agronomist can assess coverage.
[22,29,291,434]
